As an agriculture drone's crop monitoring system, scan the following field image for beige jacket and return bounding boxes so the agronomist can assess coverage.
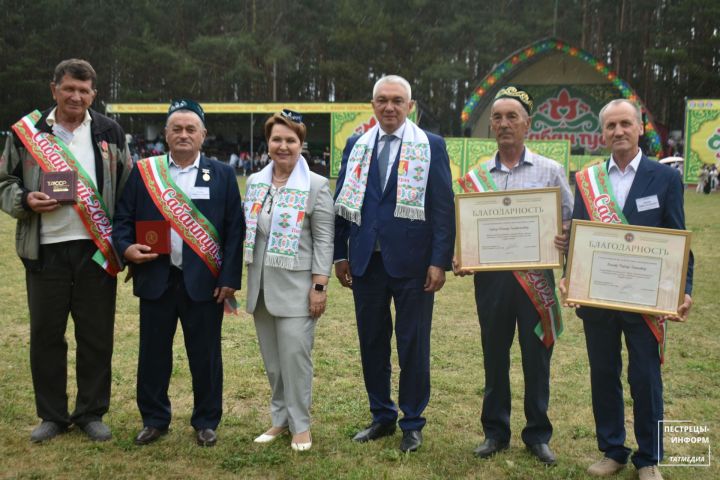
[245,171,334,317]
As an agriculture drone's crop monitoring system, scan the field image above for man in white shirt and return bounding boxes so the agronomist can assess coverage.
[228,151,240,171]
[561,99,693,480]
[113,99,244,448]
[0,59,132,443]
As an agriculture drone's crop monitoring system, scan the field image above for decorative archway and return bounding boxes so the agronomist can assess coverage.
[461,37,662,156]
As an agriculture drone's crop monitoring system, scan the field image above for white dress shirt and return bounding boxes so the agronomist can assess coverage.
[607,149,642,210]
[168,153,201,268]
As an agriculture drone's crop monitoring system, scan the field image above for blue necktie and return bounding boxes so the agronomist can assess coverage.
[377,134,396,188]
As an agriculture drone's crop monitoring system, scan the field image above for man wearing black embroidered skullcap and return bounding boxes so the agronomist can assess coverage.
[453,86,573,465]
[113,99,245,447]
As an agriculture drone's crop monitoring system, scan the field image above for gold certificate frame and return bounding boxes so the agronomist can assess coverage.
[566,220,691,317]
[455,187,562,271]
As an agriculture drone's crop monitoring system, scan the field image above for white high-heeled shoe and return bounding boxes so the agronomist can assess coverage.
[291,432,312,451]
[253,427,288,443]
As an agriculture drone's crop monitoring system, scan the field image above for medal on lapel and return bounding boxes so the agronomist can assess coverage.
[202,168,210,182]
[100,140,109,162]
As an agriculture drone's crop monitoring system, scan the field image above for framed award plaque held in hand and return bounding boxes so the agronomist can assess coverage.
[136,220,171,254]
[565,220,691,317]
[455,187,562,271]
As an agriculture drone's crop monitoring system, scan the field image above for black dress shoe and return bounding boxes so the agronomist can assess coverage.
[196,428,217,447]
[473,438,509,458]
[399,430,422,452]
[527,443,556,465]
[134,426,167,445]
[352,422,396,442]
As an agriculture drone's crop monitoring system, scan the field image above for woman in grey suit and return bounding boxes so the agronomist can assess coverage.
[243,110,334,451]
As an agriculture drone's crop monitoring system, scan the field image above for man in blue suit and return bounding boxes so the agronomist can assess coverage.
[334,75,455,453]
[113,100,244,447]
[560,99,693,480]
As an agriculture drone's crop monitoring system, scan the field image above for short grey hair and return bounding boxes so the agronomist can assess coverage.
[599,99,642,126]
[372,75,412,100]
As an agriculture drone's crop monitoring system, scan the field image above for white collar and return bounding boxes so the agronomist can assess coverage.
[378,121,407,140]
[46,107,92,128]
[609,149,642,173]
[168,153,201,170]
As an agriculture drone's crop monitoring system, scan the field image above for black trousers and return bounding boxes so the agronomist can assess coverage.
[137,267,224,430]
[473,271,553,445]
[26,240,116,427]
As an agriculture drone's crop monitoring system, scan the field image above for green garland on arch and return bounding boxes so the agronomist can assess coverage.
[461,38,662,156]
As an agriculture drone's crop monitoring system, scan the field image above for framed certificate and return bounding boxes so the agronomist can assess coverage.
[455,187,562,271]
[565,220,691,317]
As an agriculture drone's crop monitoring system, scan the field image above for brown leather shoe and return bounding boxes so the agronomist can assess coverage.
[134,426,167,445]
[196,428,217,447]
[587,457,626,476]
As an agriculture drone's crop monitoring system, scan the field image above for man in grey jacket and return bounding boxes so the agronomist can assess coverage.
[0,59,132,442]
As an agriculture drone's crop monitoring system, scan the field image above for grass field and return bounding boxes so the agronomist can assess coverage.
[0,186,718,479]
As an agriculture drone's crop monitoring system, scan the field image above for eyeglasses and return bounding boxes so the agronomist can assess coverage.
[372,97,407,107]
[281,109,303,123]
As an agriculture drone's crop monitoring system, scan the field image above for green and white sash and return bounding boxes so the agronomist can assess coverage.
[137,155,222,277]
[575,163,667,363]
[456,161,563,348]
[335,119,430,224]
[12,110,121,276]
[243,156,310,269]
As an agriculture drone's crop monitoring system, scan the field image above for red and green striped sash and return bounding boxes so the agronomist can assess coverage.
[575,164,667,362]
[456,164,563,348]
[12,110,121,276]
[137,156,222,277]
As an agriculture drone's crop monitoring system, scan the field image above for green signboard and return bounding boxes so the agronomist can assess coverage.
[684,99,720,183]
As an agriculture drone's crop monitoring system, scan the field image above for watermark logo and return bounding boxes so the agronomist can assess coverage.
[659,420,711,467]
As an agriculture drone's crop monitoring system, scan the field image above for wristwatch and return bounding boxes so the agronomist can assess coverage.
[313,283,328,292]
